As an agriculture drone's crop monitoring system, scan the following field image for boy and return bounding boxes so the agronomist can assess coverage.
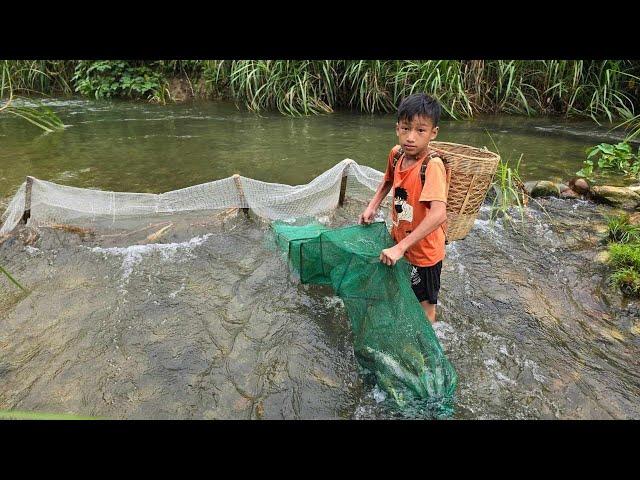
[358,93,449,324]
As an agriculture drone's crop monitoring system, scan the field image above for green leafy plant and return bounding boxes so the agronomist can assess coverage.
[577,142,640,178]
[71,60,167,102]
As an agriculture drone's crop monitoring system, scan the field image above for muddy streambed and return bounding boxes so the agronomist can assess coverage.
[1,198,639,419]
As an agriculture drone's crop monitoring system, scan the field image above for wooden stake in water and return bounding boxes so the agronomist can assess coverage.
[338,160,353,207]
[233,174,250,217]
[20,176,34,224]
[338,176,348,207]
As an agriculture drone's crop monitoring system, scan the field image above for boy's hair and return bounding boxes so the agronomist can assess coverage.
[397,93,441,127]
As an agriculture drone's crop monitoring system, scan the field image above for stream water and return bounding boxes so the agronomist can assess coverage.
[0,99,638,419]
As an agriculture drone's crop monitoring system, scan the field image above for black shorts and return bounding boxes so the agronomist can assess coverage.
[409,261,442,304]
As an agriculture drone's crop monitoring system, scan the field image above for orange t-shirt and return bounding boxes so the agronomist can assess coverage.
[383,145,449,267]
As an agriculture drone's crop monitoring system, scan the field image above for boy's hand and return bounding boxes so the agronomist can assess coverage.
[358,207,376,225]
[380,245,405,266]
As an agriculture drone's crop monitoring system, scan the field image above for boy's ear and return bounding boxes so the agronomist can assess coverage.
[431,126,439,140]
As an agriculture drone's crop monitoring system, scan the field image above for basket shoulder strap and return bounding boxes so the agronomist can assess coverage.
[391,146,404,173]
[423,150,450,244]
[420,150,442,186]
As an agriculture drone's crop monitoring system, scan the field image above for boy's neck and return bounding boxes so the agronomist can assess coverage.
[403,146,429,163]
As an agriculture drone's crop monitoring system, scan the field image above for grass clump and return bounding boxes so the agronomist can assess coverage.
[606,213,640,243]
[606,213,640,296]
[489,154,529,228]
[609,266,640,296]
[608,242,640,271]
[484,131,539,233]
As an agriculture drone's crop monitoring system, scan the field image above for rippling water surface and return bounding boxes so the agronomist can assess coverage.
[1,99,639,419]
[2,97,637,201]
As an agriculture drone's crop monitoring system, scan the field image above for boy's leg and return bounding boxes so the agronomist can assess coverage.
[420,301,437,324]
[409,261,442,325]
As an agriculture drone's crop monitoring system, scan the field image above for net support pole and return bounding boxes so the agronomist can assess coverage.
[20,176,34,224]
[338,161,352,207]
[232,174,250,217]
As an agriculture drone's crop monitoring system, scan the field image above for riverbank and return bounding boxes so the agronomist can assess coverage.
[4,60,639,120]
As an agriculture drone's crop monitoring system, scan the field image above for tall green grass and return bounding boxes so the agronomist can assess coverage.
[488,153,535,234]
[222,60,337,116]
[484,131,532,231]
[3,60,638,120]
[1,61,66,132]
[2,60,75,96]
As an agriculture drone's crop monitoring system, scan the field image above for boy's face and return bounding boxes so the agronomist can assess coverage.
[395,115,438,156]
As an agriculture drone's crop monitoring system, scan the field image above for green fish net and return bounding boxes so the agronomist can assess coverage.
[272,221,457,415]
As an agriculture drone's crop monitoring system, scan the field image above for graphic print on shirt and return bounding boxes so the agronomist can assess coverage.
[392,187,413,227]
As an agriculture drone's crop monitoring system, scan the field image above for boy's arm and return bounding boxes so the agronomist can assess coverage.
[379,201,446,265]
[358,178,393,224]
[359,147,398,224]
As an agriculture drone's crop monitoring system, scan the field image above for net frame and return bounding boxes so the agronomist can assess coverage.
[1,148,499,240]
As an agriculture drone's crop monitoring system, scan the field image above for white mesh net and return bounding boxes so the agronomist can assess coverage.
[0,182,26,235]
[0,159,386,234]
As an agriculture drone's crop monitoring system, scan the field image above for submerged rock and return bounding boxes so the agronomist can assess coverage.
[591,186,640,210]
[531,181,560,198]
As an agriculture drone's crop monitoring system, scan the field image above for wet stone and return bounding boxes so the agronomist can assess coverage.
[530,181,560,198]
[560,189,579,199]
[572,178,590,195]
[591,186,640,210]
[524,181,538,195]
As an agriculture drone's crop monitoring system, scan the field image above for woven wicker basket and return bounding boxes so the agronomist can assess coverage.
[429,141,500,241]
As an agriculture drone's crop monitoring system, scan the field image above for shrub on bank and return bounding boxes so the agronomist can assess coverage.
[71,61,167,102]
